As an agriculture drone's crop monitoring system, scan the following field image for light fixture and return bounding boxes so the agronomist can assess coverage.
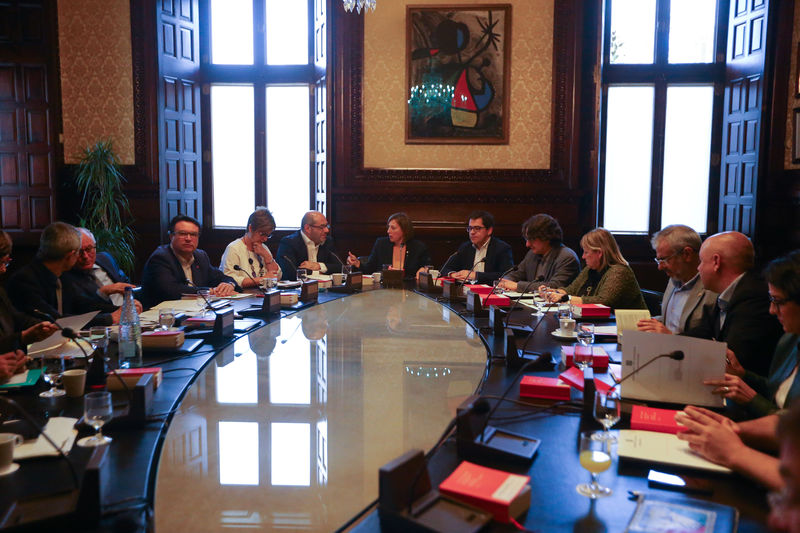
[342,0,376,13]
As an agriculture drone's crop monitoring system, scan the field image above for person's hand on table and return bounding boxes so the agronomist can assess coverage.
[415,267,426,280]
[299,260,320,271]
[21,321,59,344]
[497,279,518,291]
[637,318,672,334]
[450,270,474,281]
[703,373,757,404]
[99,282,137,297]
[0,350,27,381]
[210,282,236,297]
[346,252,360,268]
[545,288,566,303]
[675,406,744,467]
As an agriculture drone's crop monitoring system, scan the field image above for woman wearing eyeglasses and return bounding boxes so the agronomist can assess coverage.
[221,207,281,289]
[346,212,432,280]
[704,250,800,418]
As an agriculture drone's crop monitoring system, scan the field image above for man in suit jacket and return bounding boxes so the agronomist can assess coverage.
[62,228,137,307]
[683,231,783,376]
[276,211,342,281]
[442,211,513,284]
[140,215,237,309]
[7,222,123,326]
[638,225,717,334]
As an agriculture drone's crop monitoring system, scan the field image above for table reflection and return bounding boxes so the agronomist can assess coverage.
[154,290,488,532]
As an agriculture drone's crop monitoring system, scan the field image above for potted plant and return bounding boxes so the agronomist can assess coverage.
[72,139,136,275]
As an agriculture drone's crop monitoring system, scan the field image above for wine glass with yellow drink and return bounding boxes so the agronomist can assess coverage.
[577,431,612,498]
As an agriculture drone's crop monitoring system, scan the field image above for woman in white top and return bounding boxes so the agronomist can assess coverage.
[221,207,281,288]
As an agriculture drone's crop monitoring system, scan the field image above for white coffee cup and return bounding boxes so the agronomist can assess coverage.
[62,368,87,398]
[332,273,345,284]
[559,318,576,335]
[0,433,23,472]
[428,269,440,279]
[372,272,382,284]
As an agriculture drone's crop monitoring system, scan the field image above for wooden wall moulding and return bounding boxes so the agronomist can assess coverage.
[333,0,582,186]
[332,191,582,204]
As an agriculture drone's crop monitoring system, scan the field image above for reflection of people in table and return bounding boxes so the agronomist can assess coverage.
[347,213,432,280]
[301,305,328,341]
[545,228,646,309]
[702,250,800,418]
[220,207,281,289]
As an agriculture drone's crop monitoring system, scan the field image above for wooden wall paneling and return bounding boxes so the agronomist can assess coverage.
[329,1,591,269]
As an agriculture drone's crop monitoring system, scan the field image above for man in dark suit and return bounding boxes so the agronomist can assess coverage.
[276,211,342,280]
[140,215,237,309]
[638,224,717,334]
[62,228,136,308]
[441,210,513,284]
[7,222,123,326]
[683,231,783,376]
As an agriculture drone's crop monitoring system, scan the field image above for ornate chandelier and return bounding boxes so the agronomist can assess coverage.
[342,0,376,13]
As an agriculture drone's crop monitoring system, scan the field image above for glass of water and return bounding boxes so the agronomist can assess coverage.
[77,391,113,447]
[573,343,593,371]
[39,355,65,398]
[577,322,595,346]
[593,389,622,442]
[89,326,109,350]
[158,308,176,330]
[296,268,308,282]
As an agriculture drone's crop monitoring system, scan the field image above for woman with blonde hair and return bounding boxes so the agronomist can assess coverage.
[547,228,646,309]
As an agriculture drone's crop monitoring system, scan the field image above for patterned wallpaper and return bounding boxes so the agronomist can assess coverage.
[58,0,135,165]
[785,0,800,169]
[363,0,553,169]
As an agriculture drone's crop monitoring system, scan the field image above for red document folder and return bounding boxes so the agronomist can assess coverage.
[571,303,611,318]
[439,461,531,523]
[562,345,610,369]
[630,405,686,434]
[519,376,571,401]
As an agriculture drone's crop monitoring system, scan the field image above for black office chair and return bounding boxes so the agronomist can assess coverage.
[640,289,663,316]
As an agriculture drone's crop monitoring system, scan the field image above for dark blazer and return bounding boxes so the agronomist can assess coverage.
[62,252,130,309]
[441,237,514,284]
[140,245,237,309]
[684,271,783,376]
[6,259,117,326]
[0,288,39,353]
[276,231,342,281]
[356,237,432,279]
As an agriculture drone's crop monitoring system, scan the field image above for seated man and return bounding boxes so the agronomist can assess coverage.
[637,224,717,334]
[62,228,137,307]
[7,222,123,326]
[441,210,513,284]
[682,231,782,376]
[276,211,342,281]
[140,215,237,309]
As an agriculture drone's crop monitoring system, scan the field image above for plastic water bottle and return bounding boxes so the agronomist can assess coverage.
[118,287,142,368]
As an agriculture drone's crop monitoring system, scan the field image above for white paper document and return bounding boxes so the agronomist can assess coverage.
[618,429,731,473]
[621,330,726,407]
[27,311,100,355]
[14,417,79,459]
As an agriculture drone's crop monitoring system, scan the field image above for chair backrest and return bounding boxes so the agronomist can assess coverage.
[640,289,663,317]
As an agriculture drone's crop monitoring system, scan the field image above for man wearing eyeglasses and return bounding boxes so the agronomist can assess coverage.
[62,228,137,308]
[276,211,342,281]
[140,215,237,309]
[441,211,513,284]
[680,231,782,376]
[637,224,717,335]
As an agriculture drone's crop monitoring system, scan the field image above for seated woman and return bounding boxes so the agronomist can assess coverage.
[0,230,58,353]
[346,213,432,279]
[221,207,282,288]
[703,250,800,418]
[496,213,579,292]
[546,228,647,309]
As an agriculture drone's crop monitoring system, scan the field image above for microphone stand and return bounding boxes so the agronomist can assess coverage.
[282,255,299,280]
[461,257,486,286]
[437,251,459,278]
[233,264,269,296]
[612,350,685,391]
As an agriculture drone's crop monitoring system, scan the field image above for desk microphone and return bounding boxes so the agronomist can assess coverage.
[463,257,486,284]
[184,278,217,314]
[613,350,685,390]
[437,251,459,278]
[328,251,346,273]
[503,274,542,330]
[282,255,299,278]
[233,264,268,296]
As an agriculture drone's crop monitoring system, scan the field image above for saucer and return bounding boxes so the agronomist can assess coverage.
[0,462,19,476]
[551,329,578,339]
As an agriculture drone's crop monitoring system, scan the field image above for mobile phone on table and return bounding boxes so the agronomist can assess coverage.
[647,469,713,495]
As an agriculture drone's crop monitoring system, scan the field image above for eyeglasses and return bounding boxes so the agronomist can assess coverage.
[654,253,677,265]
[769,295,792,308]
[255,231,273,239]
[173,231,200,239]
[309,224,330,230]
[467,226,486,232]
[78,245,96,255]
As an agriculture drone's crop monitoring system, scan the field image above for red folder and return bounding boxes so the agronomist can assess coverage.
[483,294,511,306]
[562,346,610,369]
[519,376,571,401]
[630,405,687,434]
[571,303,611,318]
[465,284,493,295]
[558,367,584,391]
[439,461,531,523]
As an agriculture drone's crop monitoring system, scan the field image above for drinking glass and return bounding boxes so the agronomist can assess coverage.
[78,392,113,447]
[39,355,65,398]
[492,280,504,294]
[593,389,621,442]
[89,326,109,350]
[577,431,613,498]
[557,304,573,321]
[296,268,308,282]
[342,264,353,276]
[158,308,176,330]
[573,344,593,371]
[577,322,595,346]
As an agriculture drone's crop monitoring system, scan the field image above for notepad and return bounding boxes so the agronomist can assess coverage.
[0,369,42,389]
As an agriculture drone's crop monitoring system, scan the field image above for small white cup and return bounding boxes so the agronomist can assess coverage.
[372,272,382,284]
[332,273,345,285]
[428,269,440,279]
[62,368,87,398]
[559,318,576,335]
[0,433,23,473]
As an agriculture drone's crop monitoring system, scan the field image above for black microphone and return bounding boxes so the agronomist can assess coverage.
[233,264,268,296]
[517,297,562,356]
[613,350,685,390]
[184,278,217,314]
[437,251,459,278]
[463,257,486,284]
[503,274,543,330]
[31,308,60,325]
[282,255,298,279]
[328,251,346,273]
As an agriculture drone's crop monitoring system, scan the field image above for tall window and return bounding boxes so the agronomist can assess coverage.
[204,0,321,229]
[599,0,724,235]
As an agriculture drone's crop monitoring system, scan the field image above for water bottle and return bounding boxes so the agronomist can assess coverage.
[118,287,142,368]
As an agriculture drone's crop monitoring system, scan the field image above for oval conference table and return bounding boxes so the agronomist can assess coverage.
[1,284,771,532]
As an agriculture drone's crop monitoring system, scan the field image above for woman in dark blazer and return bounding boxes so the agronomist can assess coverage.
[346,213,432,279]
